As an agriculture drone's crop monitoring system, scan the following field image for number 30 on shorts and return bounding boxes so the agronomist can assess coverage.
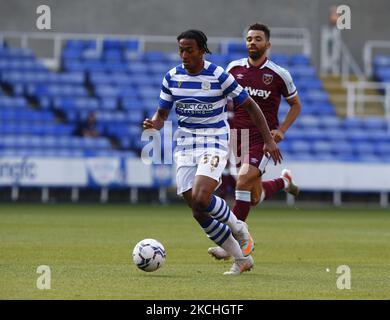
[202,154,220,168]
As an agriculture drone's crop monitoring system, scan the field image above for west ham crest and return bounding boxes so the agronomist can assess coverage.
[263,73,273,85]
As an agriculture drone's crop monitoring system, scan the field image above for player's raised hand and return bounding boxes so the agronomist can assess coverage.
[263,139,283,165]
[143,118,155,130]
[142,118,164,130]
[271,129,284,143]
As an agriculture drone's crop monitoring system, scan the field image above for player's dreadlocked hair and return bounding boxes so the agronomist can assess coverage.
[247,23,271,41]
[177,29,212,54]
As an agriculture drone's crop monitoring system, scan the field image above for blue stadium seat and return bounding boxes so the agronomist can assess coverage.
[288,152,315,161]
[142,51,169,63]
[289,54,311,66]
[110,72,135,86]
[312,140,333,154]
[356,154,382,162]
[123,39,141,52]
[53,97,99,110]
[100,97,118,110]
[375,68,390,82]
[304,128,325,141]
[102,49,123,61]
[127,110,144,124]
[103,61,127,72]
[373,55,390,68]
[290,140,311,153]
[225,42,246,54]
[319,116,343,129]
[118,86,140,99]
[0,47,35,59]
[375,142,390,156]
[62,59,85,72]
[283,128,303,141]
[362,117,387,131]
[313,153,335,161]
[94,85,119,98]
[225,53,246,63]
[353,142,376,155]
[343,118,364,130]
[325,129,346,142]
[332,141,354,156]
[368,130,390,142]
[141,99,159,112]
[88,72,111,85]
[0,96,28,108]
[346,129,369,143]
[138,87,159,100]
[65,39,97,49]
[288,66,317,78]
[295,78,323,91]
[148,63,170,76]
[305,90,330,103]
[127,62,149,74]
[296,115,321,128]
[121,98,140,110]
[269,53,290,66]
[27,84,88,98]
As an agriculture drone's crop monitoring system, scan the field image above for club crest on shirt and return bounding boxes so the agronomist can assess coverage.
[177,81,182,88]
[263,73,273,85]
[201,81,210,90]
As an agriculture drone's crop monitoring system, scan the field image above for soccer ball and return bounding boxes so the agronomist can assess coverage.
[132,238,166,272]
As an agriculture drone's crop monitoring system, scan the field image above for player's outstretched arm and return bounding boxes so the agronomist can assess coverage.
[240,97,283,164]
[143,108,169,131]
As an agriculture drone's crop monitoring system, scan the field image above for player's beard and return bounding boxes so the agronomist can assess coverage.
[248,51,261,61]
[248,46,267,62]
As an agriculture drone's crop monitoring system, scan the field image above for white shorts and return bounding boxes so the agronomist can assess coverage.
[175,148,228,195]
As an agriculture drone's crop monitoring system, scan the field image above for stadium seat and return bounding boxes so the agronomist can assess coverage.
[373,55,390,68]
[312,140,333,154]
[290,140,311,153]
[2,43,387,163]
[289,54,311,66]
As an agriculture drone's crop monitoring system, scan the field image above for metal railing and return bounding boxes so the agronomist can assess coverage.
[320,26,364,81]
[345,80,390,126]
[0,28,311,70]
[340,42,365,82]
[363,40,390,78]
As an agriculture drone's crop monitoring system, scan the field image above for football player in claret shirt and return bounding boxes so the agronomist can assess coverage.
[209,23,302,260]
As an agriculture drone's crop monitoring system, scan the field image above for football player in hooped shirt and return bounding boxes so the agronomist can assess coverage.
[143,30,283,274]
[209,23,302,260]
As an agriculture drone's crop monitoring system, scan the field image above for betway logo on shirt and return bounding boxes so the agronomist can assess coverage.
[245,87,271,99]
[176,99,214,115]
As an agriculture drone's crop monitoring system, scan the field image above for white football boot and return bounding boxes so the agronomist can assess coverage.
[234,221,255,257]
[223,255,254,275]
[208,246,231,260]
[208,220,254,259]
[281,169,300,197]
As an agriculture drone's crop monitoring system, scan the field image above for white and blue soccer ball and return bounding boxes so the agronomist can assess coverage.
[132,238,166,272]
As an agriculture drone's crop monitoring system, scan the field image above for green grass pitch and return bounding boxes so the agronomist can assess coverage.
[0,203,389,299]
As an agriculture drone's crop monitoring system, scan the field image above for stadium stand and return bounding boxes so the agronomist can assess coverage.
[373,54,390,83]
[0,41,389,163]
